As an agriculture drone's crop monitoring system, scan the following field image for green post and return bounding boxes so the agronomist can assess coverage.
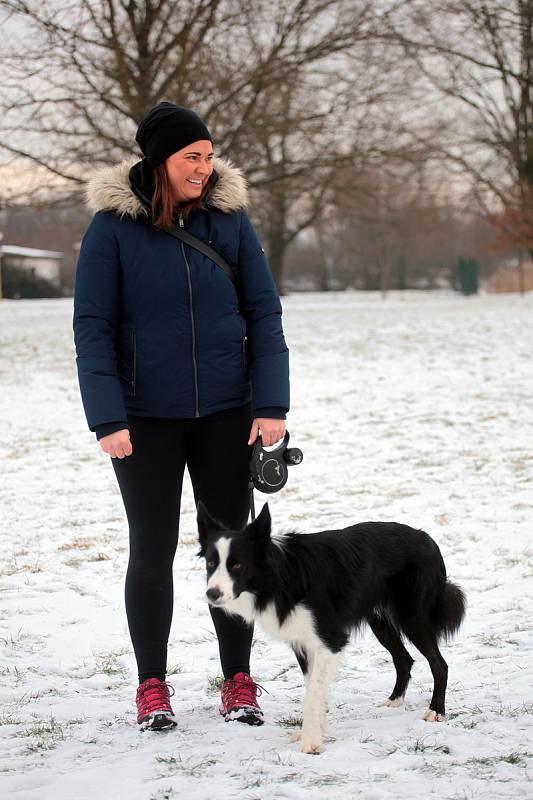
[457,256,479,295]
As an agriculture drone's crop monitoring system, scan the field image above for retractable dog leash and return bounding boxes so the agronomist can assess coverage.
[248,431,303,520]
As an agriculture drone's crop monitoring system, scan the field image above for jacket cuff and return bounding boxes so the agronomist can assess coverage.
[94,421,130,441]
[252,407,286,420]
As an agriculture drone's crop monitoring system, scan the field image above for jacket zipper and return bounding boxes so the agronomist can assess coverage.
[241,318,247,368]
[179,213,200,417]
[131,330,137,397]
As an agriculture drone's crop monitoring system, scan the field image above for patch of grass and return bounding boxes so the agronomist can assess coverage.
[166,663,183,675]
[277,772,301,783]
[0,713,23,726]
[475,633,499,647]
[276,714,302,728]
[88,552,111,562]
[19,716,65,753]
[267,752,296,768]
[59,538,96,551]
[366,772,391,784]
[1,628,31,649]
[449,790,477,800]
[156,754,217,777]
[503,752,530,765]
[0,664,28,685]
[307,773,350,786]
[407,738,450,755]
[455,719,479,730]
[497,556,521,568]
[94,649,129,677]
[64,558,84,568]
[2,553,43,575]
[464,751,531,771]
[270,665,293,680]
[14,687,60,707]
[19,715,86,738]
[98,714,130,729]
[207,675,224,693]
[493,702,533,717]
[241,767,267,789]
[149,787,176,800]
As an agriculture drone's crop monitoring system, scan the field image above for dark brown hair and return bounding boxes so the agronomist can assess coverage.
[151,163,210,228]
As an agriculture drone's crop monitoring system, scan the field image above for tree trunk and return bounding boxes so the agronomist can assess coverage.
[263,184,288,294]
[266,227,287,295]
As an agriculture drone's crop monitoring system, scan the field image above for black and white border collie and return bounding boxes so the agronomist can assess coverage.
[197,502,466,754]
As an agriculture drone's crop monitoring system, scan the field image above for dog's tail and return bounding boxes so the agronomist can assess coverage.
[431,579,466,642]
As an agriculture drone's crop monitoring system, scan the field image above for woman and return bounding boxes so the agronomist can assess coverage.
[73,102,289,730]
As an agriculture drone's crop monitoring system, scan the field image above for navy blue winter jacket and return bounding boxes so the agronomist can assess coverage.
[73,157,289,439]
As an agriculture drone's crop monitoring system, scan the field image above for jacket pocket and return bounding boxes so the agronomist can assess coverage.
[117,328,136,396]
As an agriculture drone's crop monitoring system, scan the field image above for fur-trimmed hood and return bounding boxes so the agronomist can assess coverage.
[85,157,248,218]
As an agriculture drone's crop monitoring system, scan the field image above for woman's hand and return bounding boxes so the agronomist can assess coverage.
[248,418,286,447]
[99,429,133,459]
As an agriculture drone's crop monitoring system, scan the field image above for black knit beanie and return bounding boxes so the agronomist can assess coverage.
[135,102,212,168]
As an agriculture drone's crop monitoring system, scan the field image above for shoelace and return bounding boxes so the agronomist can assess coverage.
[222,676,268,708]
[137,679,175,717]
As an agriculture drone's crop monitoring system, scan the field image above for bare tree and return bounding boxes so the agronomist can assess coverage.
[0,0,423,290]
[379,0,533,257]
[0,0,237,196]
[299,156,488,293]
[230,2,421,288]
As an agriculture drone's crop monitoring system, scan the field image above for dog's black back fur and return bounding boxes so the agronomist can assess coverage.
[261,521,465,651]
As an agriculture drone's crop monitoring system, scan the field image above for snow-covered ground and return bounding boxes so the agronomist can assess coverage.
[0,291,531,799]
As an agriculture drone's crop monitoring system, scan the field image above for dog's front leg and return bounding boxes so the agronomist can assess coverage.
[319,652,339,736]
[299,649,337,755]
[293,645,310,728]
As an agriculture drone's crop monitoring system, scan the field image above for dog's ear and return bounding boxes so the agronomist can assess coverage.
[247,503,271,542]
[197,501,226,556]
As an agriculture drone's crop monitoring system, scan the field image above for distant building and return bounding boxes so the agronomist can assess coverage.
[0,244,64,298]
[488,257,533,293]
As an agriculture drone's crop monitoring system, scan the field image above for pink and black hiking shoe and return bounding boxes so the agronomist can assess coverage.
[136,677,177,731]
[219,672,265,725]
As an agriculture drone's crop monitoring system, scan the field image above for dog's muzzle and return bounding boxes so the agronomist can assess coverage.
[206,586,224,603]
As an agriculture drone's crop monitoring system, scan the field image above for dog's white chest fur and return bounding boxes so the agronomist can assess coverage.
[222,596,321,653]
[258,602,322,651]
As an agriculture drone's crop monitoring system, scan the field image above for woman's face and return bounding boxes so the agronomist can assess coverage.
[164,140,214,203]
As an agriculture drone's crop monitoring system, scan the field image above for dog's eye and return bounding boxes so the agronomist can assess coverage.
[231,563,242,572]
[207,560,216,569]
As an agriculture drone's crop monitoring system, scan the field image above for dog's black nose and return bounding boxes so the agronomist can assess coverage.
[206,587,223,602]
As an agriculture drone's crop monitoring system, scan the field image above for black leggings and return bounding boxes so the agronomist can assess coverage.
[111,404,254,684]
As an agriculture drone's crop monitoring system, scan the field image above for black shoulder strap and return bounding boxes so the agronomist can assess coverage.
[163,224,236,286]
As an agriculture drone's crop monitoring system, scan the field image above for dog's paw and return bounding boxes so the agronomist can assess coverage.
[378,696,404,708]
[423,709,445,722]
[299,738,324,755]
[289,730,302,743]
